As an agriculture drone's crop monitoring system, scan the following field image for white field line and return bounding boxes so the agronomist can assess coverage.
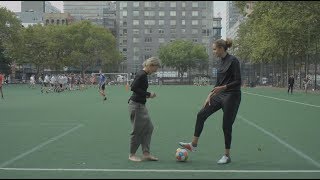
[0,168,320,173]
[0,124,83,168]
[238,115,320,168]
[243,91,320,108]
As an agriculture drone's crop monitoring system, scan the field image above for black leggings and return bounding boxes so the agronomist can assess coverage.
[288,84,293,93]
[194,92,241,149]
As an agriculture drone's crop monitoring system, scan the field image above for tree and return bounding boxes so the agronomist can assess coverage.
[65,21,122,77]
[158,39,208,80]
[234,1,320,88]
[0,7,23,74]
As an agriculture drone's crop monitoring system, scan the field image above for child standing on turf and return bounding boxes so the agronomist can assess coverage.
[127,57,160,162]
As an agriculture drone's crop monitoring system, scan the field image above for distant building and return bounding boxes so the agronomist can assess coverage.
[63,1,116,36]
[21,1,60,13]
[116,1,216,73]
[17,1,61,27]
[43,13,74,26]
[226,1,256,40]
[16,11,44,27]
[226,1,242,40]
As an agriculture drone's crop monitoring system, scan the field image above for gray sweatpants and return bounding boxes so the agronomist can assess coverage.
[128,100,154,154]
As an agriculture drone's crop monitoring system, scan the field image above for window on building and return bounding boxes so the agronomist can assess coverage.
[158,38,165,43]
[159,20,165,25]
[145,11,155,17]
[170,2,176,8]
[192,20,198,25]
[159,2,165,7]
[170,29,176,34]
[192,2,198,8]
[145,2,155,7]
[145,29,152,34]
[181,20,185,25]
[133,2,139,7]
[133,29,139,35]
[133,38,140,43]
[122,11,127,17]
[192,11,198,16]
[159,11,165,17]
[145,47,152,52]
[133,11,139,16]
[145,37,152,43]
[133,20,139,25]
[192,29,198,34]
[120,2,127,9]
[145,20,155,25]
[170,11,176,16]
[144,55,152,60]
[182,11,186,16]
[182,2,186,8]
[159,29,165,34]
[170,20,176,26]
[123,29,127,34]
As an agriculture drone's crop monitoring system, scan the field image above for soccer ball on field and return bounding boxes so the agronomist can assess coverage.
[175,148,188,162]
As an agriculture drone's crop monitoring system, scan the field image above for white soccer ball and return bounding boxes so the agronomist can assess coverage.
[175,148,188,162]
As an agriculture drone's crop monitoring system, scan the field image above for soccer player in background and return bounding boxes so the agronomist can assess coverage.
[179,38,242,164]
[98,72,107,101]
[127,57,160,162]
[288,74,294,94]
[29,74,36,89]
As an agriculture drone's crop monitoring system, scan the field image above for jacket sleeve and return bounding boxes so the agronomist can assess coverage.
[226,59,241,90]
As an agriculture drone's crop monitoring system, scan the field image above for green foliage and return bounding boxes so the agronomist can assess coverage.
[158,39,208,77]
[1,15,122,75]
[65,20,121,75]
[0,7,23,73]
[235,1,320,64]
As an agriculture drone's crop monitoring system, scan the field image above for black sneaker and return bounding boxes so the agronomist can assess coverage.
[104,97,107,101]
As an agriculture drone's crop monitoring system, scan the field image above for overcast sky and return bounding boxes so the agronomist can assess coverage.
[0,1,226,38]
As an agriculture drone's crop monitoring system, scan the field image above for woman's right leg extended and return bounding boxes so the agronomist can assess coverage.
[193,98,222,139]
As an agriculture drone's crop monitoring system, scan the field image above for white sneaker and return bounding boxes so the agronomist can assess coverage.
[217,155,231,164]
[179,142,197,152]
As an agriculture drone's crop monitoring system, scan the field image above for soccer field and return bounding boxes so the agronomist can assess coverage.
[0,85,319,178]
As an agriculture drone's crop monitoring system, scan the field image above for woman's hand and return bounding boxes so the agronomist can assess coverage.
[203,92,215,107]
[211,85,227,95]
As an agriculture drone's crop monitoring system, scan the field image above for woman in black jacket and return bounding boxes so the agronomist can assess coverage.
[179,38,242,164]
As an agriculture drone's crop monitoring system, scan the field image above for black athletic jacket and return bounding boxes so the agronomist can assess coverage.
[129,70,151,104]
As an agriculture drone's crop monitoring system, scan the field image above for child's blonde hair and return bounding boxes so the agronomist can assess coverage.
[142,57,161,67]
